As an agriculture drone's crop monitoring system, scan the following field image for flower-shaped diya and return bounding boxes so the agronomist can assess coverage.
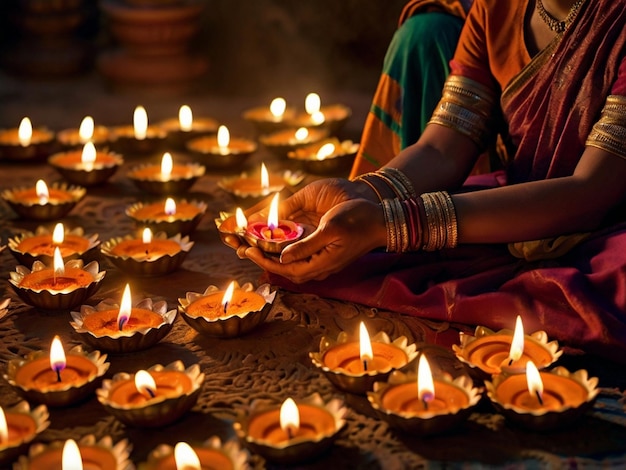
[70,284,176,353]
[48,142,123,186]
[452,316,562,377]
[0,401,49,467]
[126,152,205,195]
[485,363,599,430]
[8,223,100,266]
[97,361,204,427]
[287,138,359,175]
[0,117,56,161]
[126,197,207,237]
[101,228,194,277]
[179,281,276,338]
[9,255,105,311]
[110,105,166,155]
[186,125,257,171]
[2,180,86,221]
[367,356,482,436]
[310,322,418,394]
[5,339,109,407]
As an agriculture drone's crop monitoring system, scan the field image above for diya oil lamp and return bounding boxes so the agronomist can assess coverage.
[57,115,112,149]
[9,250,105,310]
[485,361,599,430]
[234,393,346,465]
[186,125,257,171]
[111,105,166,155]
[8,222,100,266]
[218,162,305,201]
[242,193,305,255]
[48,142,123,186]
[259,126,328,158]
[127,152,205,195]
[159,104,220,150]
[242,97,296,134]
[287,138,359,175]
[452,315,562,377]
[139,437,249,470]
[0,401,49,467]
[178,281,276,338]
[4,337,109,407]
[70,283,176,353]
[0,117,56,161]
[101,228,194,277]
[367,354,481,436]
[310,322,417,394]
[1,179,86,221]
[14,434,133,470]
[126,197,208,237]
[286,93,352,134]
[96,361,204,427]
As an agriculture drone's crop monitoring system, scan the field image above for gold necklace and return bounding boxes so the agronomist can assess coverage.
[536,0,586,33]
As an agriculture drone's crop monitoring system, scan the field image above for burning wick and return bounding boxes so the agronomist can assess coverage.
[417,354,435,411]
[280,397,299,441]
[359,321,373,373]
[222,281,235,314]
[526,361,544,406]
[117,283,132,331]
[50,335,66,383]
[135,370,157,399]
[508,315,525,366]
[52,247,64,286]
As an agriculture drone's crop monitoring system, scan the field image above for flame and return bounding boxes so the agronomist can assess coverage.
[235,207,247,231]
[18,117,32,147]
[267,193,279,231]
[165,197,177,216]
[36,179,49,205]
[260,163,269,192]
[117,283,132,330]
[53,246,65,279]
[174,442,201,470]
[81,142,97,172]
[134,370,157,399]
[79,116,95,143]
[221,281,235,314]
[279,397,300,438]
[62,439,83,470]
[50,335,67,376]
[0,407,8,444]
[509,315,525,363]
[217,125,230,149]
[52,222,65,245]
[316,143,335,161]
[526,360,544,404]
[142,227,153,244]
[359,321,373,369]
[417,354,435,405]
[179,105,193,132]
[305,93,321,115]
[133,105,148,140]
[270,97,286,119]
[161,152,173,179]
[311,111,325,125]
[295,127,309,141]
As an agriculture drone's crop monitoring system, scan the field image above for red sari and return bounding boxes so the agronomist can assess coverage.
[270,0,626,360]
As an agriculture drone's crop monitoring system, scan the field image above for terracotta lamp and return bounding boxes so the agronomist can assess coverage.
[2,180,86,221]
[186,125,257,171]
[286,93,352,134]
[126,197,207,237]
[48,142,123,186]
[217,162,304,201]
[242,97,296,134]
[140,438,249,470]
[0,117,56,161]
[159,104,219,150]
[57,116,112,149]
[127,151,205,195]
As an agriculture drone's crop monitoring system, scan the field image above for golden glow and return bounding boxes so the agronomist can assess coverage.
[311,110,325,125]
[316,143,335,161]
[359,321,373,367]
[133,105,148,140]
[79,116,95,143]
[279,397,299,438]
[526,360,544,403]
[18,117,32,147]
[117,283,132,330]
[235,208,248,231]
[81,142,97,172]
[270,97,287,119]
[305,93,321,115]
[295,127,309,141]
[174,442,201,470]
[62,439,83,470]
[260,162,269,193]
[53,246,65,279]
[35,179,49,205]
[267,193,279,230]
[417,354,435,404]
[164,197,177,216]
[134,370,157,399]
[50,335,67,375]
[52,222,65,245]
[142,227,153,244]
[509,315,525,363]
[221,281,235,314]
[179,105,193,132]
[0,407,8,444]
[161,152,173,179]
[217,125,230,151]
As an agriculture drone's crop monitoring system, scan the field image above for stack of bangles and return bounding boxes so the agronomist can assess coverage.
[354,168,458,252]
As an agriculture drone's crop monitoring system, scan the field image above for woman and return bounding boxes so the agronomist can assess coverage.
[232,0,626,359]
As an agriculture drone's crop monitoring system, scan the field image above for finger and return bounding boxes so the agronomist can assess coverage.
[279,228,333,264]
[223,235,241,250]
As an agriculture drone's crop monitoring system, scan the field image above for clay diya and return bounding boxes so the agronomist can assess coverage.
[57,116,112,149]
[186,125,257,171]
[179,281,276,338]
[259,126,328,158]
[158,104,219,150]
[0,401,49,467]
[101,228,194,277]
[139,437,249,470]
[4,338,109,407]
[310,322,418,394]
[48,142,123,186]
[70,283,176,353]
[126,197,208,237]
[127,151,205,195]
[1,180,86,221]
[13,434,133,470]
[234,393,347,465]
[97,361,204,427]
[9,252,105,310]
[242,97,296,134]
[0,117,56,161]
[287,138,359,175]
[286,93,352,134]
[485,362,599,430]
[218,162,304,201]
[367,355,481,436]
[8,223,100,266]
[452,316,562,376]
[110,105,166,155]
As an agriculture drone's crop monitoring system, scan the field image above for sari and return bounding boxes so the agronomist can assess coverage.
[270,0,626,360]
